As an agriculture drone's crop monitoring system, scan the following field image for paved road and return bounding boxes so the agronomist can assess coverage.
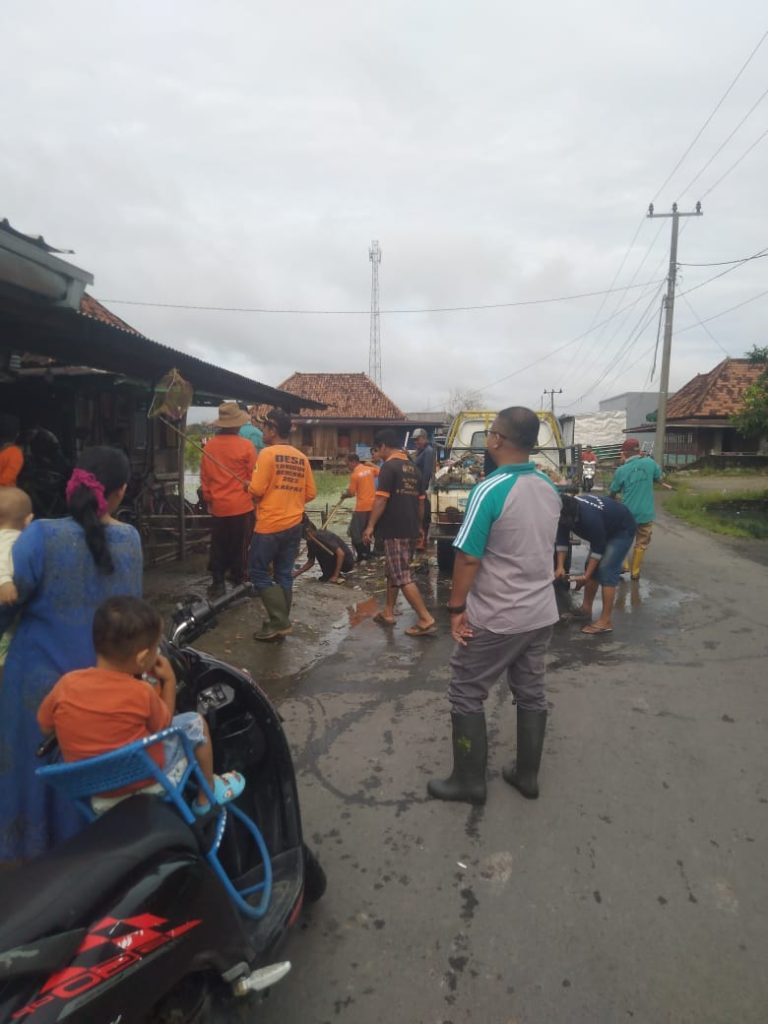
[253,512,767,1024]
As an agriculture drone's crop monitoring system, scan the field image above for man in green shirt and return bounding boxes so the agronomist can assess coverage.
[609,438,661,580]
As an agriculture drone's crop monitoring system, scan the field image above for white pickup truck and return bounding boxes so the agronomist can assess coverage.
[430,410,575,571]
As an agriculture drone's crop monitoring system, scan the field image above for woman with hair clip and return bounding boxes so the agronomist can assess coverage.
[0,446,142,862]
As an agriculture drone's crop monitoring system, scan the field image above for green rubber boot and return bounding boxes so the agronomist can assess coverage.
[253,585,293,642]
[502,709,547,799]
[427,713,487,805]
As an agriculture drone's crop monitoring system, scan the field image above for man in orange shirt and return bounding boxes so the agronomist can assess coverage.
[248,409,317,642]
[0,415,24,487]
[341,453,376,561]
[200,402,257,598]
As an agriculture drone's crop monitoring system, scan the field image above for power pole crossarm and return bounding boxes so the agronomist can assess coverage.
[647,203,703,468]
[543,388,563,414]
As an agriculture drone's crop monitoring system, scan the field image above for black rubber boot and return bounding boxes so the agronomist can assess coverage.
[427,713,487,805]
[502,709,547,799]
[254,586,292,642]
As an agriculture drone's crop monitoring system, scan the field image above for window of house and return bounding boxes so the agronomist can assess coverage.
[301,427,313,447]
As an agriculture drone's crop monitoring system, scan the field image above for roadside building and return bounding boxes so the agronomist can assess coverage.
[253,373,442,467]
[627,358,766,466]
[0,219,323,561]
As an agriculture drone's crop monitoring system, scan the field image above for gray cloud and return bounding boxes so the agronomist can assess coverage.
[2,1,766,418]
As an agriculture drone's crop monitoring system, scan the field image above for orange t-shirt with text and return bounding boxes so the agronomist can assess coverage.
[348,463,376,513]
[248,443,317,534]
[37,668,171,779]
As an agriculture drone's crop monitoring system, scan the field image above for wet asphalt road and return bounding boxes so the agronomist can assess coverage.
[182,512,768,1024]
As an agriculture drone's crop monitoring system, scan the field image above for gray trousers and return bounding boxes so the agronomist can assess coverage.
[448,625,553,715]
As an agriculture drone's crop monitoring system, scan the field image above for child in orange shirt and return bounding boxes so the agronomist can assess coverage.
[38,595,244,815]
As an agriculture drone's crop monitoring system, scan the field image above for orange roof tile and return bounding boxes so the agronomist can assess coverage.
[666,358,765,420]
[256,373,406,420]
[79,293,144,336]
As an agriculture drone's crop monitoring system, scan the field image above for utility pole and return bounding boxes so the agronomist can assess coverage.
[543,388,562,414]
[368,240,382,387]
[647,202,703,468]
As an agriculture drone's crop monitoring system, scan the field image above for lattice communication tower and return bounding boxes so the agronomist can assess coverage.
[368,240,382,387]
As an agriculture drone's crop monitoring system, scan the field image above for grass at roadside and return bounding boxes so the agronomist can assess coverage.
[660,483,768,539]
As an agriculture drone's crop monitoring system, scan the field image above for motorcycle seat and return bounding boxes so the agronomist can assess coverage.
[0,795,197,952]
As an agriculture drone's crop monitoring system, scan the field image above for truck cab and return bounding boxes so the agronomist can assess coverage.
[430,409,574,572]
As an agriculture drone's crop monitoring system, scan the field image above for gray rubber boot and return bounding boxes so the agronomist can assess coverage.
[427,713,487,805]
[502,709,547,799]
[254,586,292,642]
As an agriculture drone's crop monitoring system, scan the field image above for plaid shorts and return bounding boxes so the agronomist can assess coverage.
[384,537,415,587]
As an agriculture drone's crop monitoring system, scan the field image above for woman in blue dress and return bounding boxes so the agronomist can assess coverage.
[0,447,142,861]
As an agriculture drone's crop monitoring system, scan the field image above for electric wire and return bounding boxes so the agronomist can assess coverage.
[699,123,768,200]
[652,29,768,204]
[675,287,768,334]
[679,247,768,267]
[677,83,768,199]
[97,279,665,316]
[679,293,733,357]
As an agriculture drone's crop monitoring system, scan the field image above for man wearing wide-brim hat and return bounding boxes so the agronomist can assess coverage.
[200,402,258,598]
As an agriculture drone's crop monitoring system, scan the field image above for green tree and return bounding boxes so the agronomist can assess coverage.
[731,348,768,437]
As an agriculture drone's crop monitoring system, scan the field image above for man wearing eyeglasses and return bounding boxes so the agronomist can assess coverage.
[428,407,561,805]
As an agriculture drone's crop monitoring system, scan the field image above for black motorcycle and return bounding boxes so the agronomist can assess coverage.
[0,587,324,1023]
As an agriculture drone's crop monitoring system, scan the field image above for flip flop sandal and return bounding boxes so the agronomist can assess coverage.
[581,624,613,635]
[373,612,396,626]
[405,622,437,637]
[193,771,246,816]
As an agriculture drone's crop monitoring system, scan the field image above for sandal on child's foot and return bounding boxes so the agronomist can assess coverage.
[193,771,246,816]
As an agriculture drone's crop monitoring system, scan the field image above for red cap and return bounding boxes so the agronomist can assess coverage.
[621,438,640,454]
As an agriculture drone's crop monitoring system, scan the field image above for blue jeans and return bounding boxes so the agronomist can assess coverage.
[594,528,635,586]
[248,523,303,591]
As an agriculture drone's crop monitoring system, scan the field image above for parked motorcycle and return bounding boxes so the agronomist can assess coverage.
[581,460,596,492]
[0,589,324,1023]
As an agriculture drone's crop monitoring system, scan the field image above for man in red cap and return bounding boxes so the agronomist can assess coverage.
[609,438,662,579]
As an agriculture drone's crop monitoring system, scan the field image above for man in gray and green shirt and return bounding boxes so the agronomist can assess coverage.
[428,407,561,806]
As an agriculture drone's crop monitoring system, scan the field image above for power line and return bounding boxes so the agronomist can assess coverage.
[677,83,768,199]
[675,287,768,334]
[652,28,768,204]
[97,279,664,317]
[679,292,733,357]
[699,123,768,200]
[679,247,768,267]
[678,246,768,298]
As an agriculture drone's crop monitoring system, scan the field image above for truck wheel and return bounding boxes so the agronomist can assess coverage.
[303,844,327,903]
[436,540,455,574]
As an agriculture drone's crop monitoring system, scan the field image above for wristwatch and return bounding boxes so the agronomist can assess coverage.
[446,603,466,614]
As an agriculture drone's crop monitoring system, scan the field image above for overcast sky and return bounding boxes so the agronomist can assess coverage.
[3,2,767,421]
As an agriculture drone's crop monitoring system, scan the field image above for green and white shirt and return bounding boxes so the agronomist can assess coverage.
[454,462,561,635]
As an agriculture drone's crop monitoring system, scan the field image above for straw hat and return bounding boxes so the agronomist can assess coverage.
[212,402,249,428]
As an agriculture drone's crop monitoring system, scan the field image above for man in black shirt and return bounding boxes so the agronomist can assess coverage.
[363,429,436,636]
[294,517,355,584]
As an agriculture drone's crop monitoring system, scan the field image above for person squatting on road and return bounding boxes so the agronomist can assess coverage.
[248,409,317,642]
[199,402,257,597]
[428,407,561,805]
[341,453,376,561]
[37,596,244,816]
[609,437,662,580]
[362,428,436,637]
[556,493,637,635]
[294,515,355,584]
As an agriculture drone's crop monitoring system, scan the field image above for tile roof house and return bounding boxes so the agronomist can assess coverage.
[254,372,428,462]
[630,358,766,464]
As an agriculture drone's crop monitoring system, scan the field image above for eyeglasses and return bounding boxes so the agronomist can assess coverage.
[487,429,507,442]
